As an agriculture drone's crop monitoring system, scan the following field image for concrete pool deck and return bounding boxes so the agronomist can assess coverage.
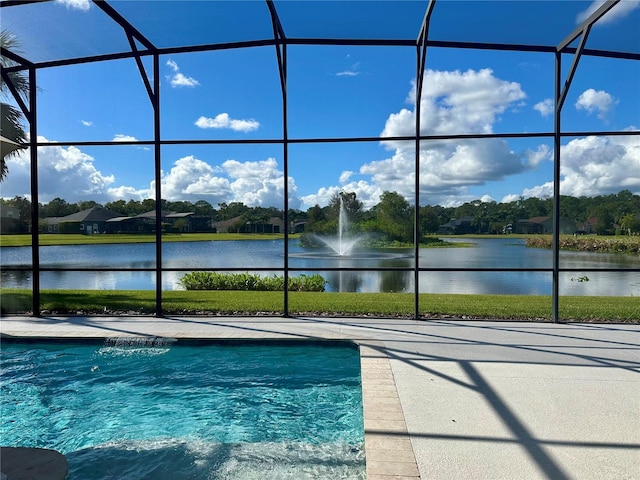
[1,316,639,480]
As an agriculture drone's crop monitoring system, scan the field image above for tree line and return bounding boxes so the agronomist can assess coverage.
[1,189,639,241]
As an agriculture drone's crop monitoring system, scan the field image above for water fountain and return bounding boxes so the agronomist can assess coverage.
[313,197,365,256]
[292,197,410,261]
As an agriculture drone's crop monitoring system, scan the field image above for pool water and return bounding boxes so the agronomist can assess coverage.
[0,339,365,479]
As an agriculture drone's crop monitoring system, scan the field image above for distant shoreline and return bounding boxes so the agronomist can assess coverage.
[525,234,640,255]
[2,233,638,255]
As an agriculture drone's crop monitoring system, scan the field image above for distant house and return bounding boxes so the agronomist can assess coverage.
[0,204,28,234]
[290,220,307,233]
[212,217,243,233]
[105,215,151,234]
[576,217,598,234]
[42,207,121,234]
[1,205,20,219]
[265,216,284,233]
[42,216,63,233]
[515,216,550,234]
[213,215,284,234]
[105,210,213,233]
[515,216,577,234]
[165,212,212,232]
[437,216,474,235]
[104,210,170,234]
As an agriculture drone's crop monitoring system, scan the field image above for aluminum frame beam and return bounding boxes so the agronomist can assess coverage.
[414,0,437,320]
[551,0,621,322]
[1,0,637,320]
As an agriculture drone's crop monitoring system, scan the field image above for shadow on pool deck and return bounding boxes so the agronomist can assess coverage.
[2,316,639,479]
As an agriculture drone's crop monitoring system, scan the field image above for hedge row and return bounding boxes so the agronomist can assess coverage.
[179,272,327,292]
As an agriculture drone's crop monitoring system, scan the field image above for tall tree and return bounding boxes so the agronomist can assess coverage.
[77,200,101,211]
[1,30,29,181]
[372,191,413,243]
[420,205,450,234]
[39,197,76,218]
[105,199,128,215]
[194,200,217,219]
[620,213,639,235]
[218,201,249,220]
[167,200,195,213]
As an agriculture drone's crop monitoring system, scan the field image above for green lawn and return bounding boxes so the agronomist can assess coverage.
[1,289,636,322]
[0,233,290,247]
[0,232,464,248]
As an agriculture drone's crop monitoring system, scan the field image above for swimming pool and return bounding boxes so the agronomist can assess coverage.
[0,338,365,479]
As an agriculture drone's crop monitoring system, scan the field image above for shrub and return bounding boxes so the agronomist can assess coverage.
[420,237,448,246]
[526,235,640,254]
[179,272,327,292]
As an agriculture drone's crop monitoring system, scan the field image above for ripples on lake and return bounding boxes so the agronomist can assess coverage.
[1,238,638,295]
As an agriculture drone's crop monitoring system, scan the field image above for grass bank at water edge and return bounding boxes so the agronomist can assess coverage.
[0,233,290,247]
[1,289,637,322]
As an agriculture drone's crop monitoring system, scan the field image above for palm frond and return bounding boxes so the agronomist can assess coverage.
[1,30,29,181]
[1,102,27,144]
[1,30,30,101]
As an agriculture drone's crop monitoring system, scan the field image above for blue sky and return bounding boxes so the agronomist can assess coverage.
[2,0,639,211]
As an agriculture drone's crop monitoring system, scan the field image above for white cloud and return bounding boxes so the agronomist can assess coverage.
[195,113,260,132]
[149,156,300,208]
[0,140,297,209]
[526,144,552,168]
[502,131,640,201]
[336,70,359,77]
[0,137,115,203]
[170,73,200,88]
[157,155,230,204]
[81,120,93,127]
[2,140,303,208]
[339,171,354,184]
[112,134,138,142]
[522,183,554,200]
[389,68,526,138]
[577,0,640,25]
[501,193,522,203]
[575,88,617,119]
[501,183,554,203]
[375,69,528,205]
[107,185,148,200]
[303,68,535,208]
[165,60,200,88]
[221,158,300,208]
[167,60,179,72]
[559,133,640,196]
[533,98,554,117]
[336,61,361,77]
[301,186,343,208]
[301,181,383,210]
[55,0,90,11]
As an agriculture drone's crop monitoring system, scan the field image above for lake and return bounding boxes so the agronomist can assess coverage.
[1,238,639,296]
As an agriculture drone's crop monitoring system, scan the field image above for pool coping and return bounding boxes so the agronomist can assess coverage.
[359,341,420,480]
[0,317,419,480]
